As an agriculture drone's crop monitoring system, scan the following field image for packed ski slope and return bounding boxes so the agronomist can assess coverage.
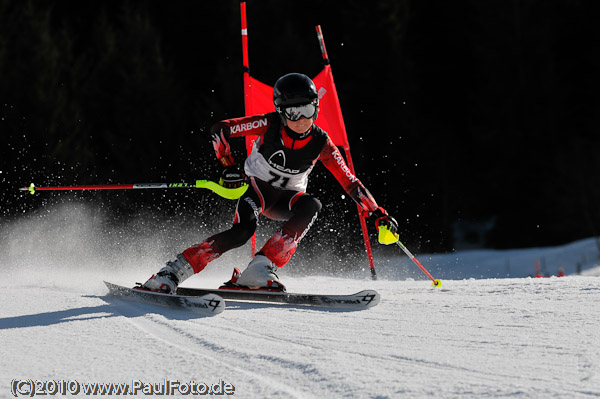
[2,204,600,398]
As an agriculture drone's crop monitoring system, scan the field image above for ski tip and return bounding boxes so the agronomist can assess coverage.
[104,281,226,316]
[188,294,226,315]
[354,290,380,308]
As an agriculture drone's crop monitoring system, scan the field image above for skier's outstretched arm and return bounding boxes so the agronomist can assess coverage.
[319,137,398,234]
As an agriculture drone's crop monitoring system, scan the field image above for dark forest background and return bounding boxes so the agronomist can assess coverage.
[1,0,600,256]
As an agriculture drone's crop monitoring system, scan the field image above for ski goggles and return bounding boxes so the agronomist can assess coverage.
[281,103,317,121]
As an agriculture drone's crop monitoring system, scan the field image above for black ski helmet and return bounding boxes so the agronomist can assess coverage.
[273,73,319,123]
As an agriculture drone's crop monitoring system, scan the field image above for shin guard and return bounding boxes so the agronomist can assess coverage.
[260,231,298,267]
[182,239,221,273]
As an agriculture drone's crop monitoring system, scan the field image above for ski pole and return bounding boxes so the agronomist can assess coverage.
[395,241,442,287]
[378,224,442,287]
[19,180,248,200]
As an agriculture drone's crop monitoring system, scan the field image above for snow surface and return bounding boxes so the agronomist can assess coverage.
[2,204,600,398]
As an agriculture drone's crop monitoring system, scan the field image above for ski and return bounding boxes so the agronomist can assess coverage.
[176,286,380,309]
[104,282,225,316]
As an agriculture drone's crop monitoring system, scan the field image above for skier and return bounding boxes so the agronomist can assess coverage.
[142,73,398,293]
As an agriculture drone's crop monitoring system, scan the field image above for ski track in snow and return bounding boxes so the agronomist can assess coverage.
[114,304,307,398]
[2,275,600,399]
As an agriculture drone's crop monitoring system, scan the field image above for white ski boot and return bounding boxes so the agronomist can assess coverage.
[141,254,194,294]
[235,254,286,291]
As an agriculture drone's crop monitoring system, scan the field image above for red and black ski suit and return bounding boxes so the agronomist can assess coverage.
[181,112,380,273]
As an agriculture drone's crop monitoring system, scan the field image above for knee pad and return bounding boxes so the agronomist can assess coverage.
[292,195,322,215]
